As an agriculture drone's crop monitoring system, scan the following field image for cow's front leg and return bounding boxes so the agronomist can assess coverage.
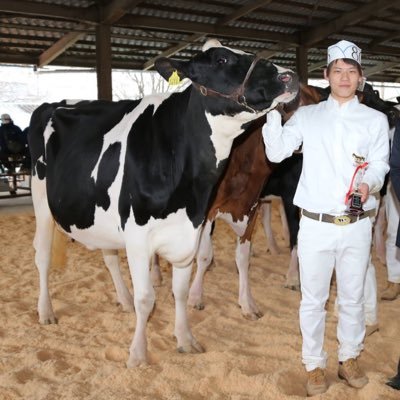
[188,221,214,310]
[173,264,205,354]
[126,253,155,368]
[236,239,263,320]
[102,249,134,312]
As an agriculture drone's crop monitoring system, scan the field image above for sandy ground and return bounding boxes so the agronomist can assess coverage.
[0,198,399,400]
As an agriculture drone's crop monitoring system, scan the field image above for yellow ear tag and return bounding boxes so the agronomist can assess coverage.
[168,70,181,86]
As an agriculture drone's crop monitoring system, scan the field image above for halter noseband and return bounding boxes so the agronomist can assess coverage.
[192,56,262,113]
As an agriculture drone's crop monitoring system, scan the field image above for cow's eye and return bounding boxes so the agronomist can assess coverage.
[217,58,227,65]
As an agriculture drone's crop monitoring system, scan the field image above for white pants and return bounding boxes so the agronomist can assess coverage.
[385,183,400,283]
[298,216,372,371]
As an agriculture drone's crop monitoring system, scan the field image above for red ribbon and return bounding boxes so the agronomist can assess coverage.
[344,162,369,204]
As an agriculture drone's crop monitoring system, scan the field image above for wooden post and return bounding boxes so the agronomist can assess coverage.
[96,23,113,100]
[296,46,309,85]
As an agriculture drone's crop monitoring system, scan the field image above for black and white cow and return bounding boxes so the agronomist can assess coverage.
[29,39,298,367]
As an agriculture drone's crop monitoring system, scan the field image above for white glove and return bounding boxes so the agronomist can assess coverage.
[262,109,282,145]
[265,109,282,127]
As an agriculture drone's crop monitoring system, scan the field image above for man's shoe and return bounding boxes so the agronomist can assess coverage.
[365,323,379,337]
[381,282,400,301]
[306,368,328,396]
[338,358,368,388]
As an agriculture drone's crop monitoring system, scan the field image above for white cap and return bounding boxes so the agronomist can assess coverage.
[327,40,361,66]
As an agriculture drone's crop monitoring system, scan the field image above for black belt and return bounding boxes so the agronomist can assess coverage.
[301,208,375,226]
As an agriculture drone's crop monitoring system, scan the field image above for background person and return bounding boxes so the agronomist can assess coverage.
[381,118,400,300]
[0,113,29,171]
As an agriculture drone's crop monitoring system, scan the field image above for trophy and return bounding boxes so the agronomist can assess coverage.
[345,154,368,216]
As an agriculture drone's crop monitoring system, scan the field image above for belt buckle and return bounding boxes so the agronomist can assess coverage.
[333,215,351,226]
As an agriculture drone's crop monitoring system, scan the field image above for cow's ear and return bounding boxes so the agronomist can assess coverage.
[202,39,222,52]
[155,57,187,84]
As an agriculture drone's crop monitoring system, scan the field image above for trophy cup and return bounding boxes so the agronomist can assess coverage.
[345,154,368,216]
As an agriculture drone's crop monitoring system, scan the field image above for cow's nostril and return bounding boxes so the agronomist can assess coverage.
[279,73,292,83]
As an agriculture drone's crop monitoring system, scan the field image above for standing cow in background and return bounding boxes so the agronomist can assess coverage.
[187,85,322,318]
[29,39,298,367]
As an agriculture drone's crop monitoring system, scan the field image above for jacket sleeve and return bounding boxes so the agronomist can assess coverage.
[362,113,390,194]
[390,119,400,202]
[262,109,303,163]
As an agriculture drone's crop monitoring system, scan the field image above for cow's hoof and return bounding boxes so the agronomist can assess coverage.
[284,283,300,291]
[177,340,205,354]
[193,302,205,311]
[117,301,135,313]
[40,316,58,325]
[243,311,263,321]
[126,357,148,368]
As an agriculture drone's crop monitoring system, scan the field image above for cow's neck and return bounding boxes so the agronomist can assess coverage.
[188,88,265,166]
[205,111,262,166]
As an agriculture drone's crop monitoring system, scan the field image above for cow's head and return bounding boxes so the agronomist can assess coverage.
[155,39,298,116]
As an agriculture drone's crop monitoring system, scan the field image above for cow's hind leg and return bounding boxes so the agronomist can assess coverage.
[125,252,155,368]
[102,249,134,312]
[259,200,280,255]
[150,254,163,287]
[285,246,300,291]
[236,238,263,320]
[173,264,205,354]
[188,221,214,310]
[32,178,57,324]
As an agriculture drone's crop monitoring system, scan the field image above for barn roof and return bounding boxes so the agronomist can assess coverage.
[1,0,400,82]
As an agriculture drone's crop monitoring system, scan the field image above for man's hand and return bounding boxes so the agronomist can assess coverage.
[359,182,370,203]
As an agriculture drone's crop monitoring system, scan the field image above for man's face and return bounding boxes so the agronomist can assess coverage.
[324,59,362,104]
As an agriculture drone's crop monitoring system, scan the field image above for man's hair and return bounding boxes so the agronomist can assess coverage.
[326,58,362,75]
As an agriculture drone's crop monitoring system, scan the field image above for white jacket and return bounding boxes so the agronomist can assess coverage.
[262,95,390,214]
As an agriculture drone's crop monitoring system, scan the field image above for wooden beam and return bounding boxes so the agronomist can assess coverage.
[143,0,277,70]
[100,0,142,24]
[219,0,273,25]
[143,33,204,70]
[121,15,299,45]
[364,61,400,78]
[257,43,293,60]
[369,31,400,49]
[0,0,97,23]
[308,60,326,73]
[300,0,393,46]
[35,0,140,68]
[37,26,88,68]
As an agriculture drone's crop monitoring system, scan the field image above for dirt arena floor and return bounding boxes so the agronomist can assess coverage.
[0,199,398,399]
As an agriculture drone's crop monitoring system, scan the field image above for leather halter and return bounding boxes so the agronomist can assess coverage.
[192,56,262,113]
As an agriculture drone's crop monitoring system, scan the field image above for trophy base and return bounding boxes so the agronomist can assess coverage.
[346,192,364,217]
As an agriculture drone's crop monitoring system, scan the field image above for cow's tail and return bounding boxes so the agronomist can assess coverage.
[50,226,68,269]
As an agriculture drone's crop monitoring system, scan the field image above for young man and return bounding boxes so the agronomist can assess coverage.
[262,40,390,396]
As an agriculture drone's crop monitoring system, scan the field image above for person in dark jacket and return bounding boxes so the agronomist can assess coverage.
[386,118,400,390]
[0,113,28,171]
[382,119,400,299]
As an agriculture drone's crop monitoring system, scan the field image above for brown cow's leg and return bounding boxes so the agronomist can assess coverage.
[285,246,300,291]
[259,200,281,255]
